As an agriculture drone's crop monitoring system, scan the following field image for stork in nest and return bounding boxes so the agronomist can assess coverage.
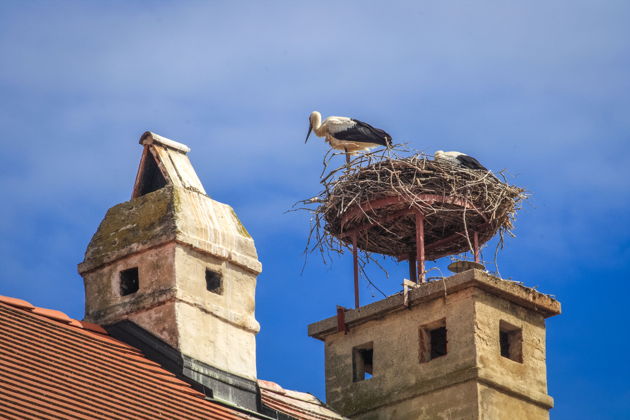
[434,150,489,171]
[305,111,392,163]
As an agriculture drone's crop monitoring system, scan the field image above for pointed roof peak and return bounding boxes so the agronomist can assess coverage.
[133,131,206,198]
[140,131,191,154]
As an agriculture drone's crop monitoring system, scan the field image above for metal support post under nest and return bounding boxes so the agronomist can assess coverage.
[408,253,417,285]
[473,231,480,263]
[352,233,360,308]
[416,212,426,283]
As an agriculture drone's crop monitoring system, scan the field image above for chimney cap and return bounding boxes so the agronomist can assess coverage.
[140,131,191,154]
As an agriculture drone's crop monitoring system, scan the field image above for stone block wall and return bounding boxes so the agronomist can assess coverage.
[309,270,560,420]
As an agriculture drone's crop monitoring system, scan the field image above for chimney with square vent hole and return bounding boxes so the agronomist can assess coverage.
[309,270,561,419]
[78,132,262,409]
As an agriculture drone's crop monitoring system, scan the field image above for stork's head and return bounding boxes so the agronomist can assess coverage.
[305,111,322,143]
[434,150,445,160]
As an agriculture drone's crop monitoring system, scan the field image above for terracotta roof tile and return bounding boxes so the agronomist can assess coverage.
[0,296,254,420]
[0,296,35,310]
[258,380,345,420]
[79,320,108,334]
[31,307,74,323]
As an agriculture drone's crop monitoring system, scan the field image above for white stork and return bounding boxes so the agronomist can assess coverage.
[434,150,489,171]
[305,111,392,162]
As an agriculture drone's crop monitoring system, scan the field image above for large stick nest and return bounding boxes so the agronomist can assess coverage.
[301,148,526,263]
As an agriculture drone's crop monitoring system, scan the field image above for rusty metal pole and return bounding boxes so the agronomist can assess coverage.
[473,231,480,263]
[415,212,425,283]
[352,233,360,308]
[336,306,348,334]
[408,253,417,285]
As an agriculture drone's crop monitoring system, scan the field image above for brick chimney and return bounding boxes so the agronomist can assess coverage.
[78,132,262,408]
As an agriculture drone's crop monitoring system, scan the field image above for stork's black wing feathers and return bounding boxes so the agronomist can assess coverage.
[456,154,488,171]
[333,119,392,146]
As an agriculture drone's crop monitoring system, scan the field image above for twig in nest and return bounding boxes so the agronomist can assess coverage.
[296,145,526,285]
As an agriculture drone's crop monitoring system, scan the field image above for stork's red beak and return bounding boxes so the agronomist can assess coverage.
[305,122,313,143]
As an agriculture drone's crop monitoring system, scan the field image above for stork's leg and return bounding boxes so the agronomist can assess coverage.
[344,148,350,164]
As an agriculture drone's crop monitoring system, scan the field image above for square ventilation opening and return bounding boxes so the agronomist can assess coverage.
[205,269,223,295]
[119,267,139,296]
[352,342,374,382]
[419,318,447,363]
[499,320,523,363]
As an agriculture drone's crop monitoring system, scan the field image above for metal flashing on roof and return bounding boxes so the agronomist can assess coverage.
[105,320,344,420]
[107,320,260,412]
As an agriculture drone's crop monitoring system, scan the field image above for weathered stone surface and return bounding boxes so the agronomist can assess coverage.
[82,241,177,324]
[81,186,177,272]
[478,382,550,420]
[309,270,560,339]
[83,240,259,379]
[474,288,553,410]
[79,134,262,381]
[354,381,479,420]
[173,245,259,379]
[129,299,180,349]
[79,185,261,275]
[308,270,560,419]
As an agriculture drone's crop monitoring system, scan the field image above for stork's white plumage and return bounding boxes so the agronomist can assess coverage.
[305,111,392,154]
[434,150,489,171]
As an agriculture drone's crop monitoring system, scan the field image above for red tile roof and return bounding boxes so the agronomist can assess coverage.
[0,295,254,420]
[258,380,344,420]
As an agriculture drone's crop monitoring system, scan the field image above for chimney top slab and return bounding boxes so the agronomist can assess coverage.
[308,269,560,340]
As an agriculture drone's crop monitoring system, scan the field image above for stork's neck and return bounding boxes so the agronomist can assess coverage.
[310,111,325,136]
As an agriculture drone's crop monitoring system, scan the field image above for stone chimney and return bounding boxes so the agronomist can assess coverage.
[78,132,262,407]
[308,270,561,420]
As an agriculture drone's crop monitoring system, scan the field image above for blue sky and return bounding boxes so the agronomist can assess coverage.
[1,1,629,418]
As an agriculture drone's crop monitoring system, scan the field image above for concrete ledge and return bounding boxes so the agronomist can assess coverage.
[178,298,260,334]
[84,287,176,324]
[79,237,262,276]
[175,236,262,274]
[308,270,560,340]
[478,376,554,410]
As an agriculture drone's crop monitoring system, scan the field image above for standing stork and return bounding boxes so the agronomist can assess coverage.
[305,111,392,162]
[434,150,489,171]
